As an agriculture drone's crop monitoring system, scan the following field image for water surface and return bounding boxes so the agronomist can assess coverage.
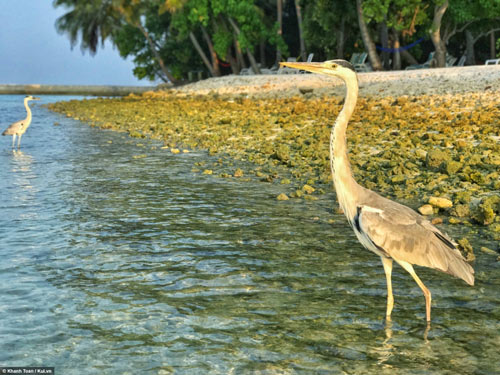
[0,95,499,374]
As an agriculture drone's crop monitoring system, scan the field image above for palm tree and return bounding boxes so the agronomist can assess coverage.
[54,0,119,55]
[54,0,178,83]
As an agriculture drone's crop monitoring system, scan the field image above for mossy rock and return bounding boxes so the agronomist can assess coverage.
[441,160,462,175]
[457,237,475,262]
[274,144,290,163]
[454,191,472,204]
[426,149,450,169]
[451,204,470,218]
[129,130,144,138]
[471,195,500,225]
[302,184,315,194]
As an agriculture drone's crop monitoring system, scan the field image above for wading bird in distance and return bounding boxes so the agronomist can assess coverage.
[280,59,474,322]
[2,95,41,149]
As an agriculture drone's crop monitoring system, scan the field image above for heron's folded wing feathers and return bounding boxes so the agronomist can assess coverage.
[2,119,24,135]
[358,204,474,285]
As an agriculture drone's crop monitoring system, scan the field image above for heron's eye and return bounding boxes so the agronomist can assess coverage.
[331,64,337,68]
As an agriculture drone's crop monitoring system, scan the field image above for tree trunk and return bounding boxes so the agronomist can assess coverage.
[294,0,307,61]
[392,29,401,70]
[380,20,390,70]
[490,30,496,59]
[336,17,345,59]
[429,0,448,68]
[356,0,382,71]
[260,40,266,66]
[233,37,246,71]
[189,32,215,77]
[465,30,475,65]
[226,46,239,74]
[136,22,177,83]
[228,17,261,74]
[200,26,221,77]
[275,0,283,66]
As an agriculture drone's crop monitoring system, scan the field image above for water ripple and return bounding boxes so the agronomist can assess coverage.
[0,96,498,374]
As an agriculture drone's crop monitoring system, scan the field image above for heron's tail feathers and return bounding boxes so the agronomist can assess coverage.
[445,248,474,286]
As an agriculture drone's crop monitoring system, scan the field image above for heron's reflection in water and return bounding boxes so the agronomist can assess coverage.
[375,320,395,366]
[372,320,433,367]
[10,150,38,214]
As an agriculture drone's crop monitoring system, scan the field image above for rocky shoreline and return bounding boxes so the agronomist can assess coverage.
[47,66,500,254]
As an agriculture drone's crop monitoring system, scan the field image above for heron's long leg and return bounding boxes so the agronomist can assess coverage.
[396,260,432,322]
[17,134,22,149]
[12,135,16,148]
[381,257,394,320]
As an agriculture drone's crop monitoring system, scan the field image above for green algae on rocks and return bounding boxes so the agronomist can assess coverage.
[47,90,500,243]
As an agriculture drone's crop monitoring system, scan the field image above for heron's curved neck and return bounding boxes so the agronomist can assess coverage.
[330,74,360,222]
[24,99,32,122]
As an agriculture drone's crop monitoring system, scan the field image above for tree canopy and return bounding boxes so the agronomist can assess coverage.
[53,0,500,83]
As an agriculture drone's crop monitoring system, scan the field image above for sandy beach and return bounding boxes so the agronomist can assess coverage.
[173,65,500,98]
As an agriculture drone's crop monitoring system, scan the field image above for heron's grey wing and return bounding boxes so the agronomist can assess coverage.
[357,201,474,285]
[2,119,24,135]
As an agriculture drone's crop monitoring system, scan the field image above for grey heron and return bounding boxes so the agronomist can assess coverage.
[280,59,474,322]
[2,95,40,148]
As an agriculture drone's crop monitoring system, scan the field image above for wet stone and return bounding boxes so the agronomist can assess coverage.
[429,196,453,209]
[418,204,434,216]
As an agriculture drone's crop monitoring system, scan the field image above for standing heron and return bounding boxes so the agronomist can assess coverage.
[280,60,474,322]
[2,95,40,149]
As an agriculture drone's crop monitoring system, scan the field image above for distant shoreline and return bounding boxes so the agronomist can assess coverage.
[0,84,156,96]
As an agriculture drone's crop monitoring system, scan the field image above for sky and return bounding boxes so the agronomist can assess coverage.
[0,0,152,86]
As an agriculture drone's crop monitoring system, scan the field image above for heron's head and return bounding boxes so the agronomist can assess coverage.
[280,59,356,81]
[25,95,41,101]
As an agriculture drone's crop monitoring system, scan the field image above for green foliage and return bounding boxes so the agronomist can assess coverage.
[302,0,358,59]
[113,1,202,80]
[54,0,122,54]
[53,0,500,80]
[362,0,428,34]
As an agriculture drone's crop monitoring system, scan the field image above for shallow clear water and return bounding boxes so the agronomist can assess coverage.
[0,95,499,374]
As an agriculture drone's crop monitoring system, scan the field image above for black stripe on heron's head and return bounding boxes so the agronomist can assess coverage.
[332,59,355,72]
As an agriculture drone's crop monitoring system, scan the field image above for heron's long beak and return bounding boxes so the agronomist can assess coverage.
[280,61,324,74]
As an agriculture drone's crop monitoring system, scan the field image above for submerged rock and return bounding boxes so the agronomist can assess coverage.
[302,184,315,194]
[277,193,289,201]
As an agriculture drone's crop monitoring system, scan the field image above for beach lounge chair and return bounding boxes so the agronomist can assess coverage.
[485,58,500,65]
[350,52,370,72]
[279,54,315,74]
[299,53,315,73]
[405,51,435,70]
[278,57,297,74]
[446,54,457,67]
[456,55,466,67]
